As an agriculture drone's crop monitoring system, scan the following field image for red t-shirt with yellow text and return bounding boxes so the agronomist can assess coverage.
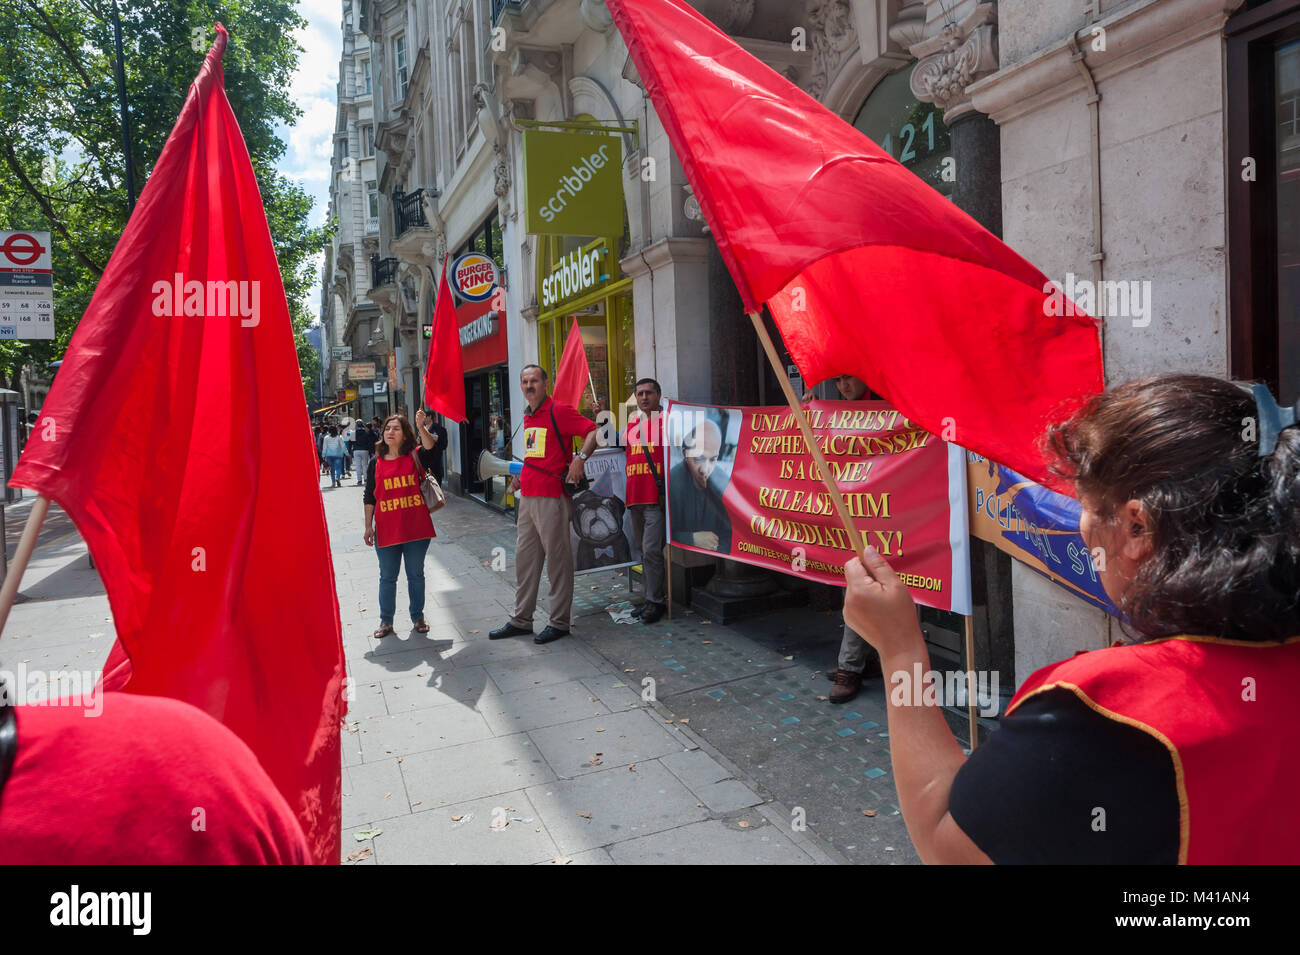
[624,412,666,506]
[521,397,597,497]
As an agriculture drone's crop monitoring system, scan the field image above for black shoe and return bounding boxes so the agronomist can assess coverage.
[630,603,647,618]
[639,603,666,624]
[489,623,532,640]
[534,625,569,644]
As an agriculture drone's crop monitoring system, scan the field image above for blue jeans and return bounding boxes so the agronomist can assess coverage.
[327,455,344,483]
[376,537,431,626]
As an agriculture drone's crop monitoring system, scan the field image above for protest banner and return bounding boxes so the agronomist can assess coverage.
[664,400,971,613]
[966,454,1117,614]
[572,447,641,575]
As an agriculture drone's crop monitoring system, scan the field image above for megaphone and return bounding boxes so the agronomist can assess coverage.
[477,449,523,482]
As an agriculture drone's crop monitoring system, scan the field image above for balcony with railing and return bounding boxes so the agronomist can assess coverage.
[393,188,429,237]
[390,187,439,268]
[369,254,398,290]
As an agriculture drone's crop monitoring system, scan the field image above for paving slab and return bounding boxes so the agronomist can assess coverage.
[525,760,709,855]
[483,646,603,693]
[607,818,815,865]
[527,708,688,778]
[342,758,410,828]
[369,791,559,865]
[357,705,493,761]
[477,679,612,736]
[400,733,556,808]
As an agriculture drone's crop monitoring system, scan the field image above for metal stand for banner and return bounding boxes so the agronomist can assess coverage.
[0,494,49,638]
[665,541,674,619]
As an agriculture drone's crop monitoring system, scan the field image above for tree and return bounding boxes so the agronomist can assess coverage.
[0,0,326,406]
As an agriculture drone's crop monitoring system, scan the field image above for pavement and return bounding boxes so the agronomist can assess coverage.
[0,467,918,866]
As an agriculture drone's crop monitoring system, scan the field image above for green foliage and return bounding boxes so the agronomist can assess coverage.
[0,0,325,405]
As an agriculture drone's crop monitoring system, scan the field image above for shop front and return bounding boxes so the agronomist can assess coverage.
[437,249,511,509]
[535,235,635,418]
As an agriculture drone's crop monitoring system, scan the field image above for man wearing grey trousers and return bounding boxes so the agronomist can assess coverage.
[624,378,668,624]
[805,374,882,704]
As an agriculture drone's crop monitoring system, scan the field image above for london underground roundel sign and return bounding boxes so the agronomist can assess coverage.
[451,253,499,303]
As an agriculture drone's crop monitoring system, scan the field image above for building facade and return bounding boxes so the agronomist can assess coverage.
[332,0,1299,691]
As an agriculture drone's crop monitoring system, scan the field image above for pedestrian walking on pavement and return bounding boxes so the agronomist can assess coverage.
[489,364,598,645]
[842,374,1300,864]
[624,377,668,624]
[364,411,439,639]
[353,420,375,486]
[321,426,347,488]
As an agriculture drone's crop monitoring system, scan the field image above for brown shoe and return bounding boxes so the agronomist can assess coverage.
[828,668,864,704]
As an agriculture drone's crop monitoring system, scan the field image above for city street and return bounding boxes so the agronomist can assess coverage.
[1,471,923,865]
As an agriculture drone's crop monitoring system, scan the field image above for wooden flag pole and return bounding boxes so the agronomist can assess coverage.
[747,312,867,566]
[0,494,50,637]
[964,613,979,751]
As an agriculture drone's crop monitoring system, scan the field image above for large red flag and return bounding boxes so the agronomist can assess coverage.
[9,25,345,863]
[607,0,1103,489]
[424,256,467,422]
[552,317,590,410]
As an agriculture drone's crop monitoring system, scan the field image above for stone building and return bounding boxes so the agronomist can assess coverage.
[335,0,1299,693]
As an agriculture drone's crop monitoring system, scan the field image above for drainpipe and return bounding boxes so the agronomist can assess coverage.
[1068,32,1105,316]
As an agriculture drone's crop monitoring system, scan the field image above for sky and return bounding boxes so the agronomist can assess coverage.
[277,0,343,326]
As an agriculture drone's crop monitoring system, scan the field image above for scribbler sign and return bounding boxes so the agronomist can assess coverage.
[664,400,971,614]
[451,253,499,302]
[522,129,623,237]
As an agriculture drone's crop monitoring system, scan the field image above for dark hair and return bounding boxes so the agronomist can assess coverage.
[521,363,548,381]
[635,378,662,393]
[1046,374,1300,642]
[328,425,338,437]
[378,415,418,457]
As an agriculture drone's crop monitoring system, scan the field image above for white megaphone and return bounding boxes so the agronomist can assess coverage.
[477,449,523,482]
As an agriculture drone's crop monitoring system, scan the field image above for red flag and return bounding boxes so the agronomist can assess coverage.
[9,25,345,863]
[552,317,590,410]
[424,255,467,422]
[607,0,1103,489]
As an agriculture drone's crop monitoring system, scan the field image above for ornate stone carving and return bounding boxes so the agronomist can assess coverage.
[579,0,615,32]
[887,1,928,50]
[807,0,857,101]
[492,144,511,199]
[909,2,998,123]
[682,184,709,234]
[693,0,754,33]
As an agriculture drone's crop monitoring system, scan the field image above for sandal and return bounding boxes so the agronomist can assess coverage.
[413,620,430,634]
[374,624,394,638]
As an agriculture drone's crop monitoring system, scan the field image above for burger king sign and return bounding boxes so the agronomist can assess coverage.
[451,253,499,303]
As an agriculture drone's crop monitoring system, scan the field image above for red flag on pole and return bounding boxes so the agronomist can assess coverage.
[607,0,1103,489]
[424,255,467,422]
[8,25,345,863]
[552,317,591,410]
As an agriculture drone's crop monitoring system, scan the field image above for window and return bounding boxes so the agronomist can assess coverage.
[394,35,408,100]
[360,58,372,95]
[366,182,379,220]
[360,124,375,157]
[1227,1,1300,402]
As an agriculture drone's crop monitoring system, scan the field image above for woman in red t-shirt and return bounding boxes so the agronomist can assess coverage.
[363,412,438,639]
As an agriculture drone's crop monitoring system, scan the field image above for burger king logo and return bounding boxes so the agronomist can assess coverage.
[451,253,499,303]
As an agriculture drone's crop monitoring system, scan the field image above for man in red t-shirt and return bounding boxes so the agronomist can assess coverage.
[490,364,598,645]
[624,378,668,623]
[0,688,313,864]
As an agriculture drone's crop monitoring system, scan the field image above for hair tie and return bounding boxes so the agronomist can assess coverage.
[1252,384,1300,457]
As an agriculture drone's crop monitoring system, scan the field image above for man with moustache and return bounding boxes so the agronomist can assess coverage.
[490,364,599,645]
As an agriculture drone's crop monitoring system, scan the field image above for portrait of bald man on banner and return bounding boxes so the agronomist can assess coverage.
[669,410,736,553]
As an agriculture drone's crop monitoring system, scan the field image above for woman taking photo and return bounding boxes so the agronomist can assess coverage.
[844,374,1300,864]
[363,410,439,639]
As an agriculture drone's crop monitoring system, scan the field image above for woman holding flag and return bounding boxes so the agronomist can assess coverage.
[844,375,1300,864]
[363,410,439,639]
